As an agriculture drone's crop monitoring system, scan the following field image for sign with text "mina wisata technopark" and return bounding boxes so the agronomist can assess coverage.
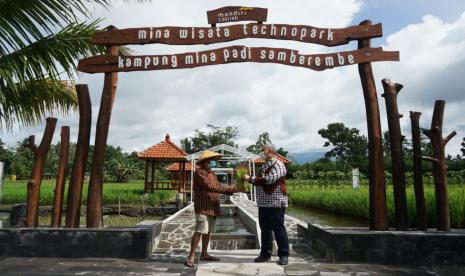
[78,6,399,73]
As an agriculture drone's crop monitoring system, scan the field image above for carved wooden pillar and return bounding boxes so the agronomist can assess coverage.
[422,100,456,231]
[409,111,427,230]
[87,26,120,228]
[382,79,408,230]
[66,85,92,228]
[51,126,70,228]
[25,117,57,227]
[357,20,388,230]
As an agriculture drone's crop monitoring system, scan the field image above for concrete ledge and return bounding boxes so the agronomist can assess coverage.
[231,197,261,249]
[300,223,465,265]
[0,221,161,259]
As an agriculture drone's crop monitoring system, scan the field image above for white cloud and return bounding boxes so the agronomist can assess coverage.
[2,1,464,158]
[375,11,465,155]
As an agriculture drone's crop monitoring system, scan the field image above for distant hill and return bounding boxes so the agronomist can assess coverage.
[288,151,326,164]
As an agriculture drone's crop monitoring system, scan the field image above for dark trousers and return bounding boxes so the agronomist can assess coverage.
[258,207,289,257]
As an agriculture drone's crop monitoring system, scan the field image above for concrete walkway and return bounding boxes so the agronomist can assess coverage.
[0,195,460,275]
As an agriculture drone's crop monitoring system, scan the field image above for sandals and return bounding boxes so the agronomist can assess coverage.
[200,256,221,261]
[185,256,221,267]
[184,260,195,268]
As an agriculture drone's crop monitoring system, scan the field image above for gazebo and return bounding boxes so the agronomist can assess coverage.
[137,134,188,193]
[165,162,195,181]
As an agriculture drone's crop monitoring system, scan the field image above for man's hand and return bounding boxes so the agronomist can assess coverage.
[230,186,242,194]
[242,174,251,182]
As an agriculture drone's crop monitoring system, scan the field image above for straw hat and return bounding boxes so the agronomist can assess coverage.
[197,150,222,164]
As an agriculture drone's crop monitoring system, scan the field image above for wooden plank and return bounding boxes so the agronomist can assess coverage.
[89,23,383,47]
[207,6,268,24]
[78,46,399,73]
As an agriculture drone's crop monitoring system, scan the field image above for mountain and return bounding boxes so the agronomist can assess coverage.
[288,151,326,164]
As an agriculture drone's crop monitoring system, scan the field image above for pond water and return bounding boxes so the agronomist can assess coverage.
[215,215,252,234]
[287,204,368,227]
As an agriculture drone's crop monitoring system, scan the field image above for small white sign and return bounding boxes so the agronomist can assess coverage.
[0,162,3,204]
[352,168,360,189]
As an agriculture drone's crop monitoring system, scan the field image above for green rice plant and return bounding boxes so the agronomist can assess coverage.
[1,179,176,206]
[288,182,465,229]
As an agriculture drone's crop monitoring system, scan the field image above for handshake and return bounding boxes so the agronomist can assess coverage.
[227,174,251,194]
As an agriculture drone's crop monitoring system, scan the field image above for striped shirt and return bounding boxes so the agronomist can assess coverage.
[193,168,234,216]
[252,158,288,208]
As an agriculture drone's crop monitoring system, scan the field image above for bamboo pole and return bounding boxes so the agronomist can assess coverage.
[87,26,120,228]
[66,85,92,228]
[25,117,57,227]
[421,100,456,231]
[51,126,70,228]
[382,79,408,230]
[357,20,388,230]
[409,111,427,230]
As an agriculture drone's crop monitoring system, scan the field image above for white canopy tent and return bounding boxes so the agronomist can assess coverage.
[186,144,259,203]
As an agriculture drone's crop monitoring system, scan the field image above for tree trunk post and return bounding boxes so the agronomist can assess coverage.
[25,117,57,227]
[144,161,149,193]
[51,126,70,228]
[66,85,92,228]
[151,161,155,192]
[87,26,120,228]
[421,100,456,231]
[381,79,408,230]
[357,20,388,231]
[409,111,427,230]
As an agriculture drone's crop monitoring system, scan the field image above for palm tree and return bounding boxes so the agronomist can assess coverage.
[0,0,142,129]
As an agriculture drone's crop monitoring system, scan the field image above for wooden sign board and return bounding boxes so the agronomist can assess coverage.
[207,6,268,25]
[78,46,399,73]
[90,23,382,47]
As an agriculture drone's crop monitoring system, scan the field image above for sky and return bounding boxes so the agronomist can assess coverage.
[2,0,465,160]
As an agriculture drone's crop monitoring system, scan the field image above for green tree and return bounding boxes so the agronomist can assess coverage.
[0,0,144,129]
[10,138,34,179]
[247,132,288,157]
[318,122,368,169]
[0,140,14,175]
[181,124,239,153]
[461,137,465,157]
[247,132,272,154]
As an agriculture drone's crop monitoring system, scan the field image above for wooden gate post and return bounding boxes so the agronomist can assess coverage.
[409,111,427,230]
[381,79,408,230]
[25,117,57,227]
[66,85,92,228]
[422,100,456,231]
[87,26,120,228]
[357,20,388,231]
[51,126,70,228]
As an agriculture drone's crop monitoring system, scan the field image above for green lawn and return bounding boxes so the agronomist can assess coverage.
[1,179,176,206]
[287,180,465,229]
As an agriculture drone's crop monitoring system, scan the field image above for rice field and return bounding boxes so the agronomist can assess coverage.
[0,179,176,206]
[287,180,465,229]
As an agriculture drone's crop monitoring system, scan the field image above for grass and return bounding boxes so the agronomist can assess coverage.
[1,179,176,206]
[36,215,162,227]
[287,180,465,229]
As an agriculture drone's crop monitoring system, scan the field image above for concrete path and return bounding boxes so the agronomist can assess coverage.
[0,196,461,275]
[0,256,195,276]
[195,249,441,276]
